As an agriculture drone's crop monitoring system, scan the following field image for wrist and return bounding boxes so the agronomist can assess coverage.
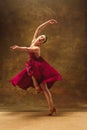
[15,45,20,50]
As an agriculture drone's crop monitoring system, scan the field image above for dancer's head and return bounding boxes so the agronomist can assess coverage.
[35,35,47,46]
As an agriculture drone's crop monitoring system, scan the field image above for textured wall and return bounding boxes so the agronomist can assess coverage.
[0,0,87,107]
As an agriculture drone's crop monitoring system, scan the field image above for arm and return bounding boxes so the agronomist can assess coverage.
[10,45,39,53]
[33,19,57,40]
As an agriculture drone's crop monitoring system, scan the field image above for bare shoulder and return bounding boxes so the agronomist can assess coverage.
[30,46,40,51]
[27,46,40,55]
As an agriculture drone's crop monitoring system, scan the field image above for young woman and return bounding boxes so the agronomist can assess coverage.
[9,19,62,116]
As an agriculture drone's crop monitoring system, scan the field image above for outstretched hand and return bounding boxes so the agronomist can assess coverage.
[10,45,19,50]
[48,19,58,24]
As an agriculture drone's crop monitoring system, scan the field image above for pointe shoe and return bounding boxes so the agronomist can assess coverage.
[48,107,57,116]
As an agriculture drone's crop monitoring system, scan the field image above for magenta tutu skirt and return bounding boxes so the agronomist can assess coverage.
[9,53,62,90]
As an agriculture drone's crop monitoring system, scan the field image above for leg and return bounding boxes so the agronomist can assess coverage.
[32,75,41,92]
[40,82,56,115]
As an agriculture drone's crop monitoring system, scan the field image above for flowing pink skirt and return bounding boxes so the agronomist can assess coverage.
[9,54,62,90]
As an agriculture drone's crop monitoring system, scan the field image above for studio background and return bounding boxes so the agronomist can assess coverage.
[0,0,87,111]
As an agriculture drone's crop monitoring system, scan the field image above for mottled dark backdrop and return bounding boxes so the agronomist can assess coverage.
[0,0,87,110]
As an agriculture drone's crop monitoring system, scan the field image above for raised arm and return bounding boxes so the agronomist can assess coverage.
[10,45,39,53]
[33,19,57,40]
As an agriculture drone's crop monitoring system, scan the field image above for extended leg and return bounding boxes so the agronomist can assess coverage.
[32,75,41,92]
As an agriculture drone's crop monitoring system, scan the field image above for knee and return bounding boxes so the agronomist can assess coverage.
[40,82,47,91]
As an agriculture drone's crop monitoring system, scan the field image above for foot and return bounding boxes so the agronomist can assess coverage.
[48,107,57,116]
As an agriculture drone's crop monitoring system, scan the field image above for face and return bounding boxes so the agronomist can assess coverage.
[35,35,46,46]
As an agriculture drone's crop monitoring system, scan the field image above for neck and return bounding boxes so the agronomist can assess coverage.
[30,42,40,47]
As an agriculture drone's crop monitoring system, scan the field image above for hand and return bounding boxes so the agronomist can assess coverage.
[48,19,58,24]
[10,45,19,50]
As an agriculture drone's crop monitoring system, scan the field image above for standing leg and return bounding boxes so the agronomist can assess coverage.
[40,82,56,115]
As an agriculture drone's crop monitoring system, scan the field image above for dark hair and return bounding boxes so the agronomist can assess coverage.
[43,35,47,44]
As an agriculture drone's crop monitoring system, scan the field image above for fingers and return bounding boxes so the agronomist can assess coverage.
[51,19,57,23]
[49,19,58,24]
[10,45,18,50]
